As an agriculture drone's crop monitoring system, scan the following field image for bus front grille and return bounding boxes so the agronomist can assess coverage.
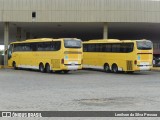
[126,61,133,71]
[51,59,60,68]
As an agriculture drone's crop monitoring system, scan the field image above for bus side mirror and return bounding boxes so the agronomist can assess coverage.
[5,49,8,55]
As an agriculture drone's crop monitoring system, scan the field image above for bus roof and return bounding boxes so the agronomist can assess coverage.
[83,39,151,43]
[25,38,56,42]
[10,38,81,44]
[83,39,121,43]
[10,38,59,44]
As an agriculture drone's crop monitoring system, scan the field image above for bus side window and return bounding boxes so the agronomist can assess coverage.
[83,44,88,52]
[125,43,134,52]
[105,44,112,52]
[120,44,126,53]
[14,43,24,52]
[37,43,43,51]
[43,43,50,51]
[99,44,102,52]
[55,41,61,51]
[87,44,91,52]
[101,44,105,52]
[120,43,134,53]
[50,42,55,51]
[25,44,32,51]
[13,44,17,52]
[128,43,134,52]
[112,44,120,52]
[88,44,96,52]
[31,43,37,51]
[95,44,100,52]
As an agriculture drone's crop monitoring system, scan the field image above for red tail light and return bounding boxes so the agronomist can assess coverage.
[61,58,64,64]
[134,60,137,65]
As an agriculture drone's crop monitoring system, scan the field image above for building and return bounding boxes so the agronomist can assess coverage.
[0,0,160,65]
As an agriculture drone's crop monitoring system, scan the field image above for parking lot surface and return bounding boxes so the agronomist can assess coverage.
[0,69,160,111]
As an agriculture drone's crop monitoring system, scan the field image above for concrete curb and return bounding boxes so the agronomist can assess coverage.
[0,65,13,69]
[0,65,3,69]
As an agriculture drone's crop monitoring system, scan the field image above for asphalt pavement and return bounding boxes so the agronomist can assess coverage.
[0,68,160,112]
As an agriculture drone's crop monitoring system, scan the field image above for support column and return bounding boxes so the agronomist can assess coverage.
[4,22,9,67]
[103,22,108,39]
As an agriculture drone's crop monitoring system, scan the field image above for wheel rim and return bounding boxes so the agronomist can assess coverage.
[113,65,118,73]
[105,65,109,71]
[40,64,44,72]
[46,65,50,73]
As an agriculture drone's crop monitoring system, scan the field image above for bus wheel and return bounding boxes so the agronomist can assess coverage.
[13,62,18,70]
[39,63,45,72]
[104,63,110,72]
[54,71,62,73]
[112,64,118,73]
[126,71,134,74]
[63,70,69,74]
[45,64,51,73]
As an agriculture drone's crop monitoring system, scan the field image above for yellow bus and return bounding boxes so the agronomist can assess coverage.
[7,38,82,73]
[83,39,153,73]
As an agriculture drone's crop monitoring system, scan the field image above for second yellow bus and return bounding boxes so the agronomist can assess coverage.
[83,39,153,73]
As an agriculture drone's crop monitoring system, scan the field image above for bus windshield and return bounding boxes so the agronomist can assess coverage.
[136,40,152,50]
[64,40,81,48]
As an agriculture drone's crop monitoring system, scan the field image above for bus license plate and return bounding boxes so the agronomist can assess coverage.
[71,63,75,66]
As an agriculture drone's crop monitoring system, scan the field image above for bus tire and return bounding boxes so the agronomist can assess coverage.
[45,63,51,73]
[13,62,18,70]
[126,71,134,74]
[39,63,45,72]
[63,70,69,74]
[104,63,110,72]
[112,64,118,73]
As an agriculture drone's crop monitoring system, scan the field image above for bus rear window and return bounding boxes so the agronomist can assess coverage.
[137,40,153,50]
[64,40,81,48]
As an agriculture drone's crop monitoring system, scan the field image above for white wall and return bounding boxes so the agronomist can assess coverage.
[0,0,160,23]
